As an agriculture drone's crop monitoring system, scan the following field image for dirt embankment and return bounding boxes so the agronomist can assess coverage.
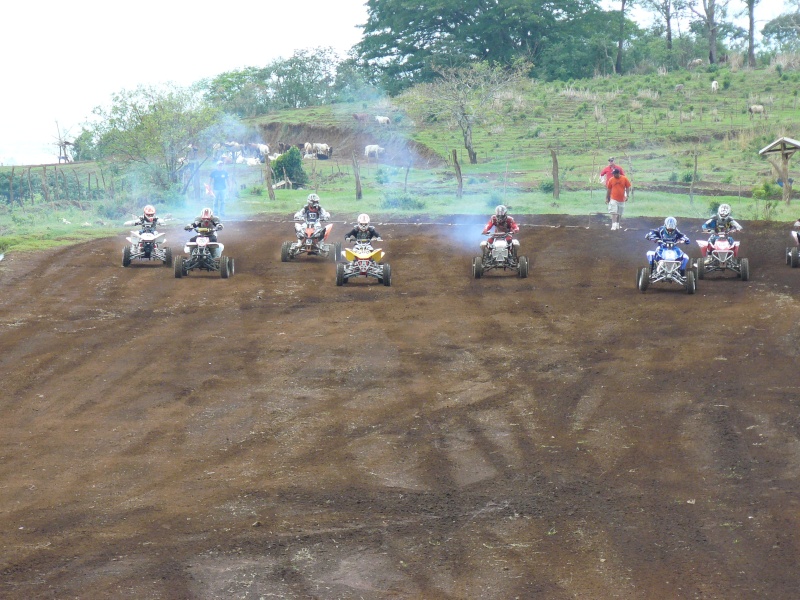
[257,122,446,168]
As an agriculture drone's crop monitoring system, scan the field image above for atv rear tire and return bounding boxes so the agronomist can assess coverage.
[174,257,184,278]
[739,258,749,281]
[220,256,231,278]
[473,257,483,279]
[696,257,705,279]
[163,247,173,267]
[331,242,342,262]
[281,241,291,262]
[791,247,799,268]
[122,246,131,267]
[336,263,345,286]
[518,256,529,278]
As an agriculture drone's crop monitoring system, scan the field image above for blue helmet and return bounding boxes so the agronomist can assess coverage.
[664,216,677,233]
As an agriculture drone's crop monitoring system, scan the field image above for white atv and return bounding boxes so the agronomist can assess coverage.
[122,222,172,267]
[174,226,234,279]
[473,232,528,278]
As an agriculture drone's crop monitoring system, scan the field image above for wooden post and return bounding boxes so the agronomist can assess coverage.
[9,167,14,208]
[352,153,363,200]
[41,166,50,205]
[404,164,411,194]
[265,164,276,201]
[550,149,560,200]
[689,149,698,206]
[452,149,463,199]
[53,164,59,203]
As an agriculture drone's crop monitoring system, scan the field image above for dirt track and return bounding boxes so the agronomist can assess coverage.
[1,214,799,599]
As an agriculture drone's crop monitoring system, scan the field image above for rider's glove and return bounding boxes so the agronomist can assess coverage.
[184,225,193,231]
[374,237,382,241]
[217,224,224,230]
[345,236,352,242]
[685,239,690,244]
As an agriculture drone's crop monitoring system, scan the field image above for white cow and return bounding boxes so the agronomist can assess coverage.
[364,145,385,158]
[711,80,719,93]
[375,115,390,125]
[303,142,314,154]
[748,104,765,117]
[312,143,331,155]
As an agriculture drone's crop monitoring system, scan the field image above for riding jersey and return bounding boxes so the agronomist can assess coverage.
[344,225,381,241]
[646,226,690,245]
[702,216,741,234]
[482,215,519,236]
[296,205,330,222]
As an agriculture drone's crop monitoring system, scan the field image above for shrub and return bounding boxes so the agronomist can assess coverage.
[272,146,308,186]
[249,186,264,196]
[681,170,700,183]
[668,172,679,183]
[539,180,555,193]
[380,192,426,210]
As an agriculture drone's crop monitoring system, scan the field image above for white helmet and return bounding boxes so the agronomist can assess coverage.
[495,205,508,221]
[307,193,320,206]
[718,203,731,219]
[664,216,677,233]
[357,213,370,232]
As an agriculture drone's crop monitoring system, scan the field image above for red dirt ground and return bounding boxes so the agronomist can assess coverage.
[1,214,799,599]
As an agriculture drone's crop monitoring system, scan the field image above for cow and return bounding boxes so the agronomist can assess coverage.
[674,84,684,92]
[688,58,704,69]
[303,142,314,155]
[364,145,385,158]
[353,113,369,123]
[312,143,331,156]
[748,104,765,117]
[375,115,390,125]
[711,80,719,93]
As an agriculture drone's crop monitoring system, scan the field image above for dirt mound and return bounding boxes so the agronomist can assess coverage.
[258,122,446,168]
[1,216,799,598]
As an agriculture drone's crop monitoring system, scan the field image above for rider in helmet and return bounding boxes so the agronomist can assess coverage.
[294,193,330,222]
[133,205,159,232]
[185,207,224,255]
[702,203,742,250]
[481,205,520,259]
[645,216,691,274]
[344,213,382,242]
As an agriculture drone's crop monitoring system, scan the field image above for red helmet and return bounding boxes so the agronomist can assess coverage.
[143,204,156,222]
[200,207,213,220]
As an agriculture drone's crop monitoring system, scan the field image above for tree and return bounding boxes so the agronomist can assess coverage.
[615,0,632,74]
[761,11,800,52]
[400,61,529,165]
[89,84,220,191]
[744,0,760,67]
[639,0,689,51]
[689,0,730,64]
[357,0,602,92]
[271,146,308,187]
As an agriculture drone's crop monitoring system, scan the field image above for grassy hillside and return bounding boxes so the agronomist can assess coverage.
[2,65,799,254]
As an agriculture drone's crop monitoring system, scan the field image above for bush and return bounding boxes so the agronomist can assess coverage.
[681,170,700,183]
[539,180,555,193]
[272,146,308,187]
[668,172,679,183]
[380,192,426,210]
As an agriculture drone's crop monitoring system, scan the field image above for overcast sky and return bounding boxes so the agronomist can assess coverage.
[0,1,788,166]
[0,0,369,165]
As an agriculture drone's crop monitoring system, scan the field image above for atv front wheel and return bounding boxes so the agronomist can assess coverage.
[739,258,750,281]
[331,242,342,262]
[174,257,184,278]
[280,241,291,262]
[472,256,484,279]
[685,270,696,294]
[163,247,173,267]
[336,263,345,286]
[122,246,131,267]
[791,247,799,268]
[220,256,231,278]
[637,267,649,292]
[518,256,529,278]
[382,263,392,286]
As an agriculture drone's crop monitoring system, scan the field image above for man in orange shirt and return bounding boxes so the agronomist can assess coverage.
[605,167,632,231]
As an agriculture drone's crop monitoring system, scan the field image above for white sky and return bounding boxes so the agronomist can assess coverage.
[1,1,790,166]
[0,0,369,165]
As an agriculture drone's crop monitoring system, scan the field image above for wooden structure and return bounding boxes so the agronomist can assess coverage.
[759,137,800,204]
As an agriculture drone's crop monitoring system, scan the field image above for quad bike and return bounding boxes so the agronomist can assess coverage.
[472,233,528,278]
[695,234,749,281]
[335,239,391,286]
[637,241,696,294]
[281,216,340,262]
[786,220,800,268]
[122,222,172,267]
[174,226,234,279]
